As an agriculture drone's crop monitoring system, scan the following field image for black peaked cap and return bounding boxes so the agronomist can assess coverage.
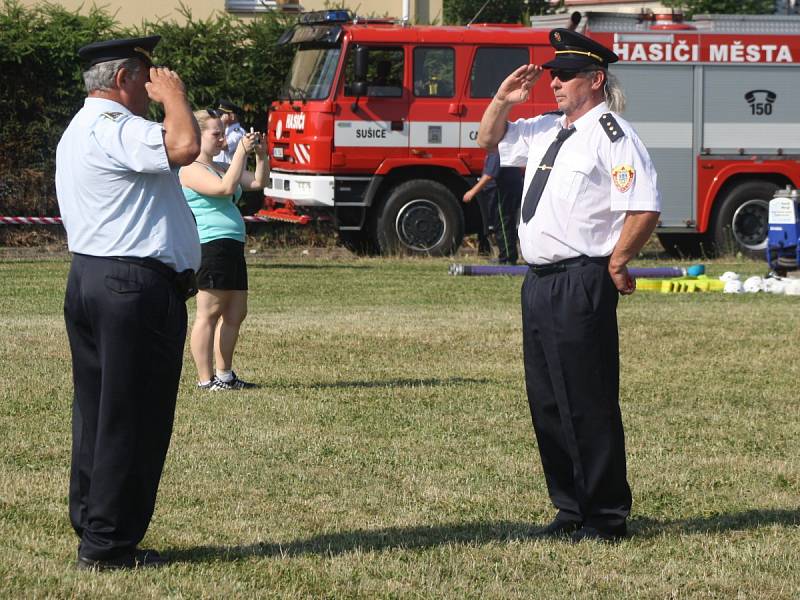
[217,99,244,115]
[78,35,160,68]
[543,28,618,70]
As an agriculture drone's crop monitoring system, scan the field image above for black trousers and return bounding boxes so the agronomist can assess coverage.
[476,189,497,254]
[477,177,522,263]
[64,254,187,560]
[493,172,522,264]
[521,259,631,530]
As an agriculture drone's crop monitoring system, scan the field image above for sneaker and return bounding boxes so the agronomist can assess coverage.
[215,371,257,390]
[197,377,230,391]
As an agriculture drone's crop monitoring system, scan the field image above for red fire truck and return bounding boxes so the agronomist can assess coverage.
[262,10,800,257]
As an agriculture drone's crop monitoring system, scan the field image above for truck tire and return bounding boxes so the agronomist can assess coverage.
[375,180,464,256]
[711,180,777,258]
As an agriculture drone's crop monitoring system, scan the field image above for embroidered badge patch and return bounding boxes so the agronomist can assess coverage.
[101,112,123,121]
[612,165,635,193]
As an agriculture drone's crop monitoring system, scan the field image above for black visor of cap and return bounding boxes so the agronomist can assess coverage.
[542,28,618,71]
[78,35,160,68]
[216,99,243,115]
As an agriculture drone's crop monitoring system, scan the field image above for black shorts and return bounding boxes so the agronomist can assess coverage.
[196,238,248,290]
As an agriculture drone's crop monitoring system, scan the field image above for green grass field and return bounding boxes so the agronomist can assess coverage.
[1,251,798,598]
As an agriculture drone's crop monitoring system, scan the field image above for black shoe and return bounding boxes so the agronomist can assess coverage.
[529,518,583,539]
[77,548,169,571]
[570,524,627,543]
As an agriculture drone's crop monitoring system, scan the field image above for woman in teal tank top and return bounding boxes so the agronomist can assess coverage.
[179,109,268,391]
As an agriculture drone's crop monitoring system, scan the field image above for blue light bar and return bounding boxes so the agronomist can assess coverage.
[298,10,352,25]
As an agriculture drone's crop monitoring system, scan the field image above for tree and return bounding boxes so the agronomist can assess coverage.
[528,0,562,17]
[443,0,526,25]
[661,0,776,16]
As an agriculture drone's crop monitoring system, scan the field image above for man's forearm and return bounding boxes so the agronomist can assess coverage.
[477,98,513,150]
[609,211,660,269]
[162,96,200,167]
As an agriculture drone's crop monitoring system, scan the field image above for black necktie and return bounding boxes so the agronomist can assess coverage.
[521,126,576,223]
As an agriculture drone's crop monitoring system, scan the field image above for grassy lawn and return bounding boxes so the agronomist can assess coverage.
[0,251,798,598]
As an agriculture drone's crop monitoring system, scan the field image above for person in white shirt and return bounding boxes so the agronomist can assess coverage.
[56,35,201,570]
[478,28,661,543]
[213,99,247,164]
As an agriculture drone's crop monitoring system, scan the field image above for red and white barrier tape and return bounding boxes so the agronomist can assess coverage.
[1,215,280,225]
[0,216,63,225]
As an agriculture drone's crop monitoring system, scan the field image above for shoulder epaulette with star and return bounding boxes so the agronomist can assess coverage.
[101,112,124,121]
[600,113,624,142]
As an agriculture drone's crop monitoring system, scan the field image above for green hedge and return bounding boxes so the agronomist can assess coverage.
[0,1,294,217]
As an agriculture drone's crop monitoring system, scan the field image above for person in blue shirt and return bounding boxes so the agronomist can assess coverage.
[57,35,201,571]
[180,109,268,390]
[462,151,523,264]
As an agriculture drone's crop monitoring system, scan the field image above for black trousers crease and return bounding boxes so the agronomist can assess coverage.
[521,261,631,529]
[64,254,187,560]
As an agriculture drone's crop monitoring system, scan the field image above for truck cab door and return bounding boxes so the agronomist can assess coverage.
[406,45,460,163]
[334,45,409,173]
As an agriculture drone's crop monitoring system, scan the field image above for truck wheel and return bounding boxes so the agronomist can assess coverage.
[711,181,777,258]
[375,180,464,256]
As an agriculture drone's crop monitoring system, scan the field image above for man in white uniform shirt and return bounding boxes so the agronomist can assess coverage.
[56,35,201,570]
[478,28,660,542]
[213,99,247,164]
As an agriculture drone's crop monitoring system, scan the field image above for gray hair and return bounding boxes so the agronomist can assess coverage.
[82,58,142,93]
[603,70,626,114]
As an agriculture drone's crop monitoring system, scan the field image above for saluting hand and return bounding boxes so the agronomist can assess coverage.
[495,64,543,105]
[145,67,187,105]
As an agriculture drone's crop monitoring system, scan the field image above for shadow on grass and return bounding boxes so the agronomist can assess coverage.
[630,508,800,538]
[248,263,372,270]
[306,376,491,390]
[168,520,532,563]
[167,508,800,563]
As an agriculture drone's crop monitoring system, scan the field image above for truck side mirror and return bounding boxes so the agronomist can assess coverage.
[354,46,368,85]
[351,46,369,111]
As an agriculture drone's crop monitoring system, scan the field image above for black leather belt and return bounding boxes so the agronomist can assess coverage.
[528,255,609,277]
[112,256,198,300]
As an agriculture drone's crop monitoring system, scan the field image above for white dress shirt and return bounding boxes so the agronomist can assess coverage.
[499,102,660,265]
[55,98,200,272]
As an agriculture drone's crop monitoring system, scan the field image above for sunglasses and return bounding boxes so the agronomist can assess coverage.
[206,108,220,117]
[549,69,596,82]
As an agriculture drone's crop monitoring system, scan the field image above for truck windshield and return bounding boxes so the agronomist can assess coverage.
[280,45,341,101]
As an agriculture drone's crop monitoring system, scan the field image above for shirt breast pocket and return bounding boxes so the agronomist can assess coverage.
[556,153,595,218]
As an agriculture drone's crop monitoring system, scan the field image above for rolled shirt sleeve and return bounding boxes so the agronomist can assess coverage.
[93,114,170,174]
[498,117,539,168]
